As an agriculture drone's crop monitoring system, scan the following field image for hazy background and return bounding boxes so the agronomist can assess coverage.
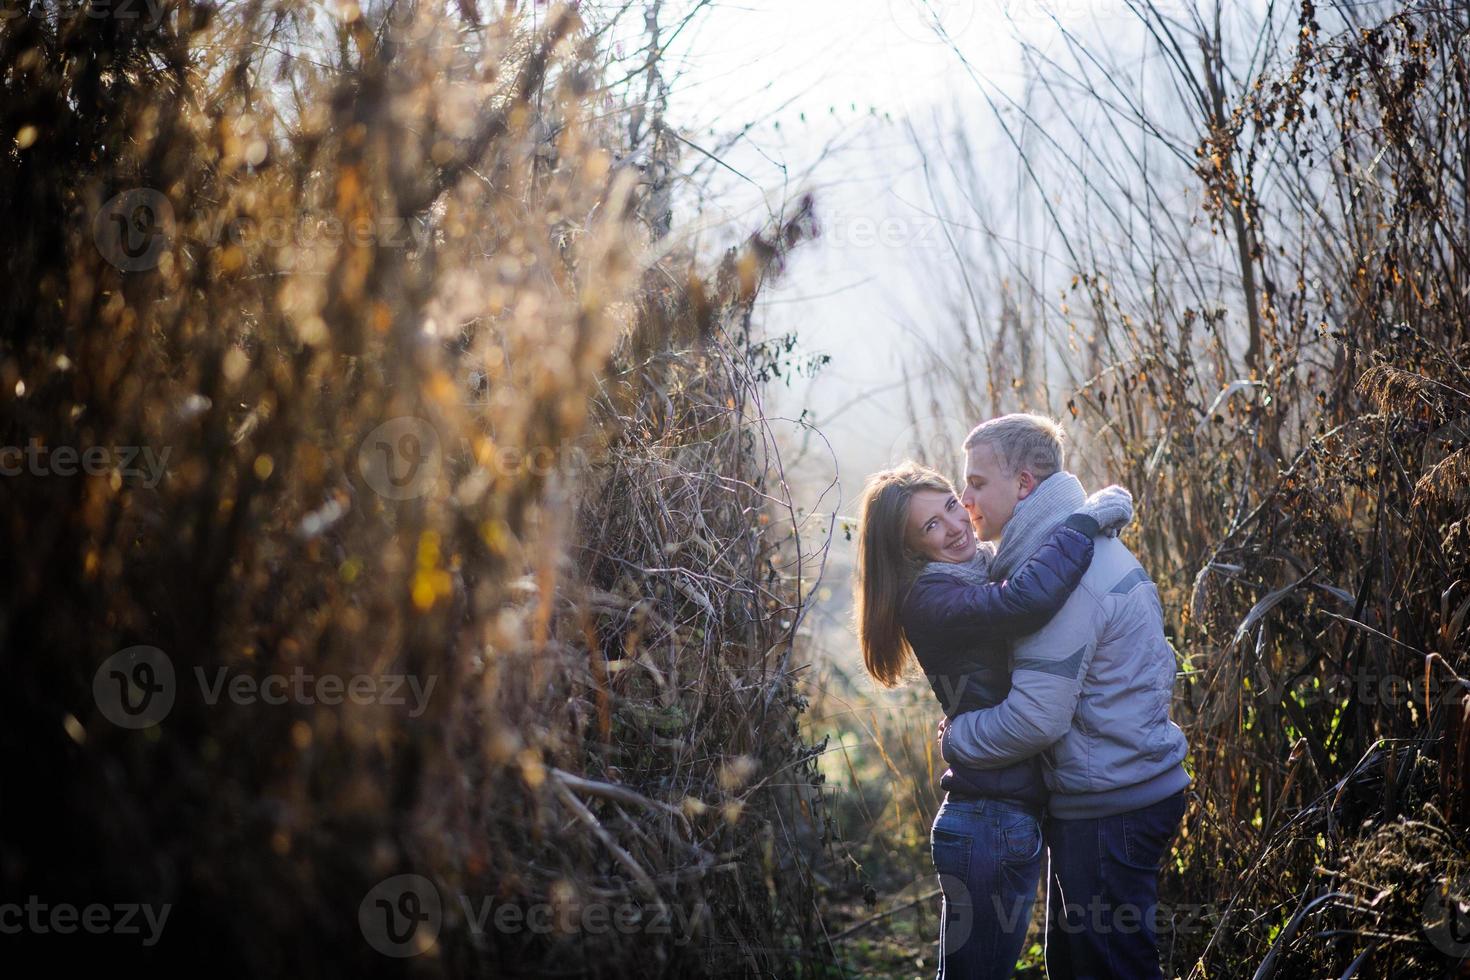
[624,0,1176,678]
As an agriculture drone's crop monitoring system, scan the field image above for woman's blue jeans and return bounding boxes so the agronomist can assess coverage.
[930,794,1045,980]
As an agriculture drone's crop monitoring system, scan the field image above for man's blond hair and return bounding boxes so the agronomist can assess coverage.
[963,413,1065,480]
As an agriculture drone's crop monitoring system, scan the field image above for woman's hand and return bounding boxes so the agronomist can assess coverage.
[1078,484,1133,537]
[936,716,949,745]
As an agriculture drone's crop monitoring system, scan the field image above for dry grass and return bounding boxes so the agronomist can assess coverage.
[0,3,831,976]
[827,3,1470,978]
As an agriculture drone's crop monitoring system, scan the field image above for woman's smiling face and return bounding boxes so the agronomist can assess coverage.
[904,488,978,564]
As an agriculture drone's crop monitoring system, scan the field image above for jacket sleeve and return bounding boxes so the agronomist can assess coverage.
[940,579,1104,768]
[905,513,1100,637]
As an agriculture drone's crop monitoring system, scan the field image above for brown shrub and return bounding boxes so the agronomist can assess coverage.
[0,3,828,975]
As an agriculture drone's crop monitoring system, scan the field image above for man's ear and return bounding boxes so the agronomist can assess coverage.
[1015,469,1037,500]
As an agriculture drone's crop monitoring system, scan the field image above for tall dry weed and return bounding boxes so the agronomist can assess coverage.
[0,3,829,975]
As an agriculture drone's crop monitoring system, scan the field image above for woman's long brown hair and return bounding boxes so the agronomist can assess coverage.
[853,462,956,688]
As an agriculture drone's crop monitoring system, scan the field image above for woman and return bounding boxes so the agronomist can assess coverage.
[853,461,1131,979]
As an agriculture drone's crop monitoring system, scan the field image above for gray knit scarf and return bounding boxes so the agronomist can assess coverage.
[990,471,1087,581]
[920,541,997,587]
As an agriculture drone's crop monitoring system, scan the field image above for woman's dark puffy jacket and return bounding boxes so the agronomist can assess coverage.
[900,512,1099,805]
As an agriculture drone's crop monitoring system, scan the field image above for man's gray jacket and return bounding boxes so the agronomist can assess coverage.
[940,532,1190,819]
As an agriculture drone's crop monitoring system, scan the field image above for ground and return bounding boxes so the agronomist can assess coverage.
[823,877,1047,979]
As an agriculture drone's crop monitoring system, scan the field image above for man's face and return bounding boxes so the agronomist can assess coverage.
[959,443,1037,542]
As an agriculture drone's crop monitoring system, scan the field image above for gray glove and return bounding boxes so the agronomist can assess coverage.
[1077,484,1133,537]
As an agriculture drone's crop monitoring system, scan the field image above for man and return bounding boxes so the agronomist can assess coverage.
[941,412,1190,980]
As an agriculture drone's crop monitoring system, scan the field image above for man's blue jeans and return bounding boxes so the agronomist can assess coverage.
[929,795,1045,980]
[1043,790,1187,980]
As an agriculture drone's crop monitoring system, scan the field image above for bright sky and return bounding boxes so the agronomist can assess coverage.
[622,0,1179,660]
[638,0,1199,494]
[643,1,1035,493]
[592,1,1018,665]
